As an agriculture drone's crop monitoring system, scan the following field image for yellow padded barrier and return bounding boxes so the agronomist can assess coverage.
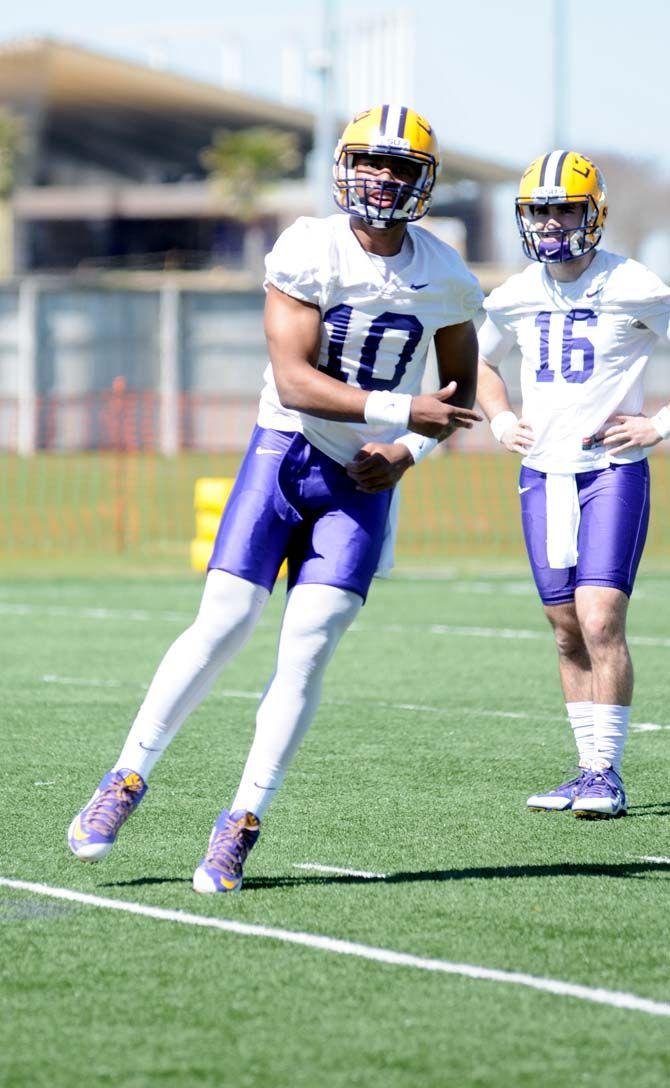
[191,476,287,579]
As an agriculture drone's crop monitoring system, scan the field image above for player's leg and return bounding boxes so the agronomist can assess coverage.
[570,460,650,818]
[68,570,270,861]
[193,443,391,893]
[544,600,595,762]
[519,468,593,810]
[526,599,596,810]
[193,584,362,893]
[68,427,296,862]
[570,585,631,817]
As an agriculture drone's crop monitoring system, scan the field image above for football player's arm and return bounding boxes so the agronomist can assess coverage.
[390,319,482,461]
[346,320,483,492]
[601,407,669,454]
[477,316,534,454]
[264,285,481,437]
[601,305,670,454]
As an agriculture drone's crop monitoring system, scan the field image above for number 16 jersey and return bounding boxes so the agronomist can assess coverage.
[479,250,670,473]
[257,213,483,465]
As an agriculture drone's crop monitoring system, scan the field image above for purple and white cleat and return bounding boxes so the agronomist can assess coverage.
[68,769,148,861]
[193,809,260,894]
[527,769,591,812]
[572,766,627,819]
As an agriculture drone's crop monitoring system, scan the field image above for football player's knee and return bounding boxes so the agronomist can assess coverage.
[280,591,360,674]
[553,624,586,660]
[579,613,622,653]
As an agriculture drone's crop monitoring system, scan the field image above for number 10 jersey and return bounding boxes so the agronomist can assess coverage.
[258,213,484,465]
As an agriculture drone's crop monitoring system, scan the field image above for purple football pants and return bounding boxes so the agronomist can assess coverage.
[519,460,650,605]
[208,425,393,601]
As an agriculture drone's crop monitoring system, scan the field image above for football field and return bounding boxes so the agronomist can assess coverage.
[2,569,670,1087]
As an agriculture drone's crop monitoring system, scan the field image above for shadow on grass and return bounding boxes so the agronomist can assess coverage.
[100,859,670,893]
[99,876,191,888]
[626,800,670,817]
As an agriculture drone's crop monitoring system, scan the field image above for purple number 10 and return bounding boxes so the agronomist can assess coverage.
[535,308,597,384]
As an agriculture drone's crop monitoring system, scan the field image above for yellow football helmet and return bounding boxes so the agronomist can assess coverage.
[332,104,440,227]
[515,150,608,263]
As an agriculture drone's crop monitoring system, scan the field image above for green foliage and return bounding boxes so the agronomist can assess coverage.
[201,126,301,217]
[0,107,22,199]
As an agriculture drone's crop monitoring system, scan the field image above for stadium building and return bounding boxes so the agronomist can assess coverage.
[0,37,517,274]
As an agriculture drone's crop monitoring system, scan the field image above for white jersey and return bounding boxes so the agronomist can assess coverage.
[258,213,483,465]
[478,249,670,473]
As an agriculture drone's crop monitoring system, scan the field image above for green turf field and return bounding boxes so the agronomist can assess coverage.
[2,571,670,1087]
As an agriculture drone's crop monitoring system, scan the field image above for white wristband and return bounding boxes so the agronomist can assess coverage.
[394,433,438,464]
[490,410,519,443]
[650,405,670,440]
[364,390,412,428]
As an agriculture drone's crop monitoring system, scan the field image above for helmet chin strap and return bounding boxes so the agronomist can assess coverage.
[364,215,401,230]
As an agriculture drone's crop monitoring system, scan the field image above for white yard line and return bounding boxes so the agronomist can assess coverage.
[1,875,668,1018]
[7,599,670,649]
[292,863,387,879]
[0,602,193,623]
[638,856,670,865]
[38,673,552,722]
[33,670,670,731]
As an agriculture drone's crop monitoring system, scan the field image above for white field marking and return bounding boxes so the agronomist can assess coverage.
[638,857,670,865]
[33,673,670,733]
[7,598,670,649]
[630,723,670,732]
[293,863,387,879]
[1,595,667,648]
[42,673,123,688]
[34,781,55,787]
[0,602,192,623]
[1,877,669,1019]
[37,674,549,723]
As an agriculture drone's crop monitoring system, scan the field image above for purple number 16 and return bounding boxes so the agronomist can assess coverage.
[535,308,597,384]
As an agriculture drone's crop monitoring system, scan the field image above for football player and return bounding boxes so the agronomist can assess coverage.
[477,150,670,818]
[68,104,484,890]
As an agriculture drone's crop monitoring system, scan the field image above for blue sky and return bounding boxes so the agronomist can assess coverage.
[2,0,669,174]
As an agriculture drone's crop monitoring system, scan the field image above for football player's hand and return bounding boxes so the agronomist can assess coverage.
[409,381,482,440]
[345,443,413,492]
[602,413,662,454]
[501,418,535,455]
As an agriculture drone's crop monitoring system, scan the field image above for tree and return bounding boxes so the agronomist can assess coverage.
[201,126,301,219]
[0,108,24,277]
[590,152,670,261]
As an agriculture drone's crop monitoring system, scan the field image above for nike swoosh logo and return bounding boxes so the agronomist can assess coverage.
[255,448,282,456]
[71,817,89,842]
[254,783,276,791]
[518,486,531,494]
[410,282,429,290]
[139,742,161,752]
[585,287,602,297]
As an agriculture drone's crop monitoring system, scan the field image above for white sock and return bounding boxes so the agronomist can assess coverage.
[566,701,594,768]
[592,703,629,773]
[114,570,269,779]
[231,583,362,819]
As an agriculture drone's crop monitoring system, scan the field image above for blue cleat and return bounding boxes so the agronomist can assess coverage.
[68,768,148,861]
[572,766,627,819]
[527,768,591,812]
[193,809,260,894]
